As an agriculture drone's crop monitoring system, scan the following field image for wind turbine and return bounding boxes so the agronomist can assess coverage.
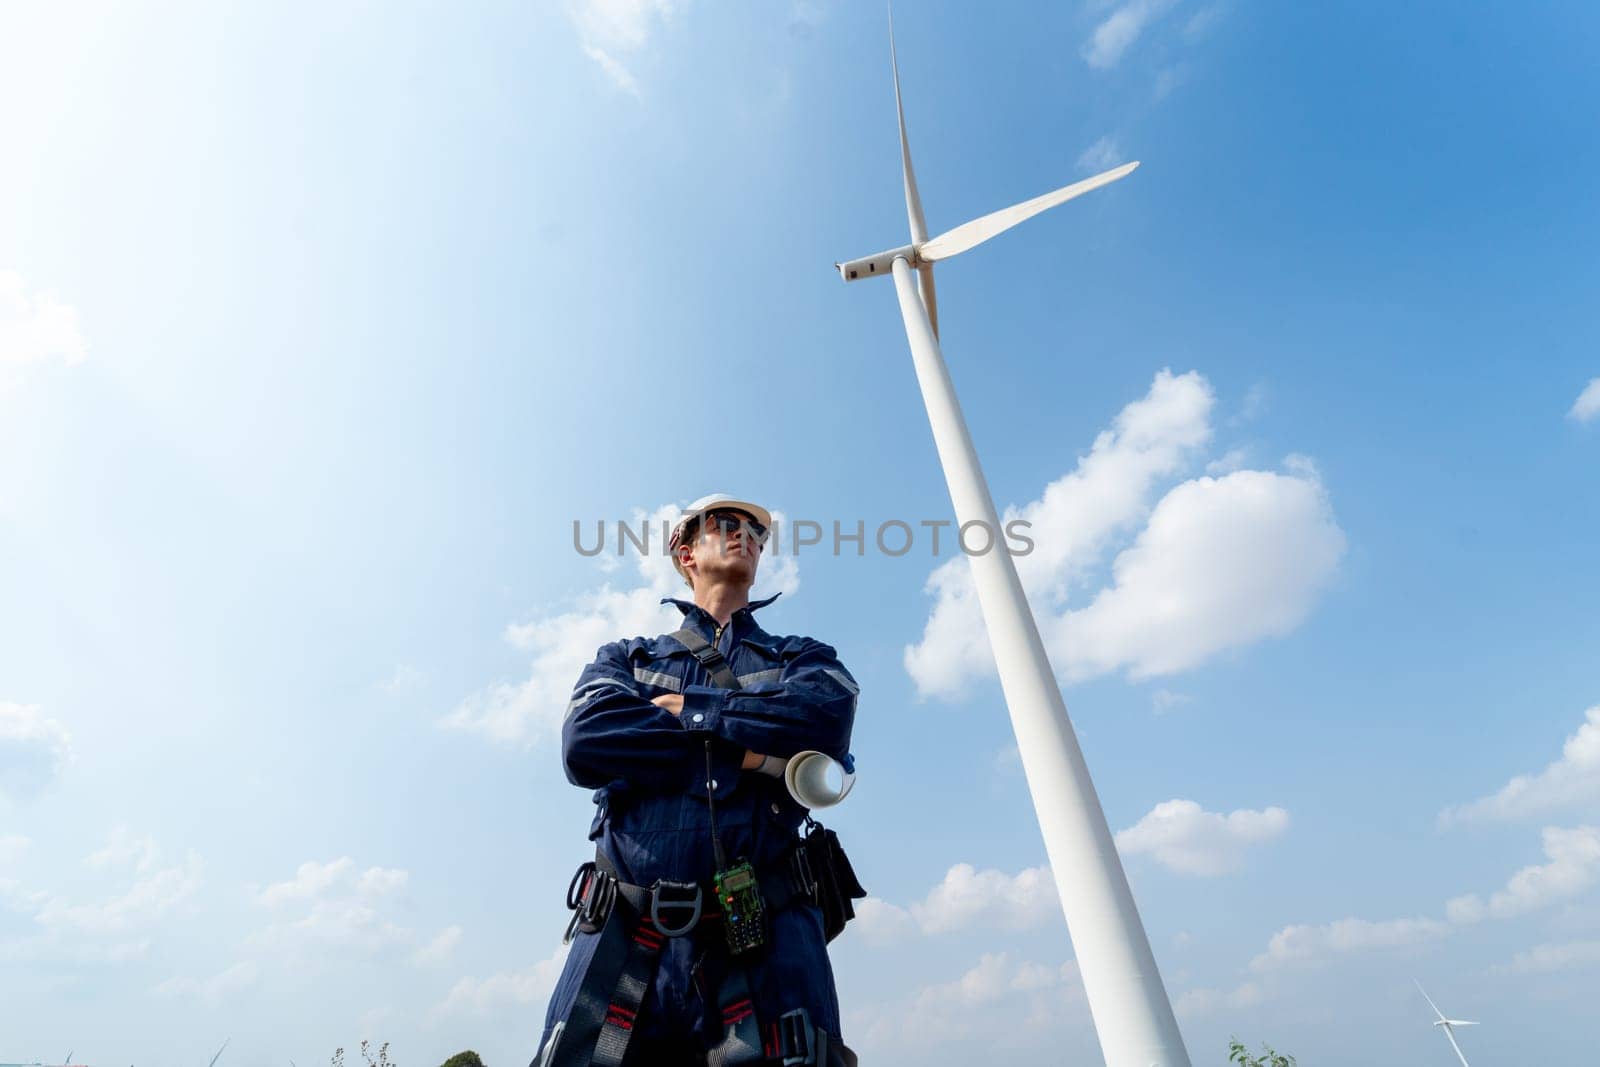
[1416,981,1478,1066]
[833,13,1187,1067]
[207,1040,230,1067]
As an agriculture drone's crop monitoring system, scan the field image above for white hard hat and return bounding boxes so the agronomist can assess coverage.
[669,493,772,586]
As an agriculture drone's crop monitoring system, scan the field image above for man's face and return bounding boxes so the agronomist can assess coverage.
[684,509,765,589]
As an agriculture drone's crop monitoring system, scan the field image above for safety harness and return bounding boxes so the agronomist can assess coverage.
[538,628,858,1067]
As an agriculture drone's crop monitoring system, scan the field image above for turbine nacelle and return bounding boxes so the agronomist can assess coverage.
[836,244,919,282]
[837,161,1142,285]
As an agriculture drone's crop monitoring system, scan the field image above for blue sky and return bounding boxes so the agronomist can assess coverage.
[3,1,1598,1064]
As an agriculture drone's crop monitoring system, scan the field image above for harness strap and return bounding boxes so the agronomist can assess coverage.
[705,965,765,1067]
[669,627,743,690]
[546,891,659,1067]
[590,912,665,1067]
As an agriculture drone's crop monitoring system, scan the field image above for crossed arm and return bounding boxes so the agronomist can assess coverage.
[650,694,767,770]
[561,639,859,792]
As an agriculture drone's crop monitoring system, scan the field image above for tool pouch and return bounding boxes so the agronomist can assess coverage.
[800,820,867,943]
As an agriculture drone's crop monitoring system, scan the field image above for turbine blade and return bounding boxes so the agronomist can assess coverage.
[209,1038,231,1067]
[889,4,928,246]
[1415,980,1448,1023]
[919,161,1140,262]
[918,262,939,338]
[1447,1020,1479,1027]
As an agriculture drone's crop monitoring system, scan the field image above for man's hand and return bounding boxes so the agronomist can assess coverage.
[651,695,767,770]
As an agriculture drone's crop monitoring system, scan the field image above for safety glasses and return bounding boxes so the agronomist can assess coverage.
[702,511,769,546]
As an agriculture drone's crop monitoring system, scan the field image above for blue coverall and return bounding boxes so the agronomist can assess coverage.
[535,592,859,1062]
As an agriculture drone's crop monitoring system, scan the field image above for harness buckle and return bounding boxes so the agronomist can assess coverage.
[789,845,818,902]
[777,1007,817,1066]
[563,862,618,944]
[649,879,704,937]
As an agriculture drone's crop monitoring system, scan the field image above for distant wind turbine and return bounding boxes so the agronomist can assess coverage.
[1416,980,1478,1066]
[833,9,1184,1067]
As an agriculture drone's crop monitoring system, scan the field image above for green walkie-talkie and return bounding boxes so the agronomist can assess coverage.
[714,859,767,955]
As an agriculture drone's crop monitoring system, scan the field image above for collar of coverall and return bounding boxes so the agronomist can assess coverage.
[659,591,784,643]
[659,588,784,620]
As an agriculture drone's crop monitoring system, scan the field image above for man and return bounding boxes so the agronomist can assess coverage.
[534,494,861,1067]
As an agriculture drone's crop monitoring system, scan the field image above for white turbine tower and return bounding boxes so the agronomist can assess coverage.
[834,14,1189,1067]
[1416,981,1478,1066]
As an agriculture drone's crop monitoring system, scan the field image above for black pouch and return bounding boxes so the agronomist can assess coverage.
[801,819,867,942]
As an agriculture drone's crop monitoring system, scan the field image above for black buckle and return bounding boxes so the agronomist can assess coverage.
[789,846,817,901]
[563,862,617,944]
[649,879,703,937]
[778,1007,816,1066]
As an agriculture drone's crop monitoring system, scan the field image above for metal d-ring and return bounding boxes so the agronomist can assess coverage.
[649,879,703,937]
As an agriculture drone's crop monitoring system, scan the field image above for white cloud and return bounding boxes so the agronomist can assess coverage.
[87,827,161,874]
[1115,799,1289,876]
[850,896,916,946]
[1569,378,1600,422]
[1077,135,1124,172]
[1046,466,1344,682]
[1250,916,1448,971]
[1205,447,1249,475]
[1495,938,1600,975]
[0,701,73,800]
[904,372,1344,699]
[0,270,87,387]
[1442,706,1600,825]
[1083,0,1177,70]
[153,960,259,1005]
[1446,826,1600,924]
[567,0,675,94]
[910,863,1060,934]
[435,942,571,1018]
[445,502,799,746]
[35,847,203,935]
[251,857,415,959]
[854,952,1082,1050]
[1183,3,1228,41]
[583,46,640,95]
[378,664,425,696]
[1249,824,1600,975]
[413,924,463,966]
[1151,688,1191,715]
[851,863,1059,946]
[1174,980,1263,1017]
[0,834,30,864]
[259,857,359,908]
[0,931,152,964]
[358,865,409,897]
[256,857,406,906]
[906,369,1213,698]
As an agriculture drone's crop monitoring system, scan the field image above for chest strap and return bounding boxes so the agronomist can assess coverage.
[669,627,743,690]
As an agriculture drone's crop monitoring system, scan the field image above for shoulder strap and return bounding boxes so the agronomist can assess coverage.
[669,627,743,691]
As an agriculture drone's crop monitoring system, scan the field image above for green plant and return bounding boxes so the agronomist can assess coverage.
[1228,1037,1296,1067]
[332,1043,394,1067]
[439,1053,485,1067]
